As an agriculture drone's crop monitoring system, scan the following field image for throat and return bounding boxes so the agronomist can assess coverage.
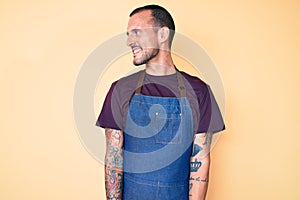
[145,64,176,76]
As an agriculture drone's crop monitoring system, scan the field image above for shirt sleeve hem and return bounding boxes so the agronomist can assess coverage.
[196,125,226,134]
[95,121,122,131]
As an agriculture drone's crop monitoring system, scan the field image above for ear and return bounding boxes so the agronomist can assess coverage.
[157,26,170,45]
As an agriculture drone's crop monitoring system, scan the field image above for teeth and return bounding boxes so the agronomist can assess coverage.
[133,47,141,54]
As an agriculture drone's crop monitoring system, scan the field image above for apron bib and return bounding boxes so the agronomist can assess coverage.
[123,70,194,200]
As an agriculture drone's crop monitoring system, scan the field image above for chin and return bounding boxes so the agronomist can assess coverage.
[133,59,145,66]
[133,62,143,66]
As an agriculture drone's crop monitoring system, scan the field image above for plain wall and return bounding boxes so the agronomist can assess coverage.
[0,0,299,199]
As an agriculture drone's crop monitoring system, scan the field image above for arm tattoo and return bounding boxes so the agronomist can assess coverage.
[189,182,193,196]
[189,176,208,197]
[189,133,211,198]
[190,158,202,172]
[202,132,212,146]
[191,143,203,157]
[190,176,200,181]
[105,129,123,169]
[105,169,123,200]
[201,178,208,183]
[105,129,124,200]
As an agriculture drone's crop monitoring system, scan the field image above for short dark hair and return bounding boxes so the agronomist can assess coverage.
[129,5,175,48]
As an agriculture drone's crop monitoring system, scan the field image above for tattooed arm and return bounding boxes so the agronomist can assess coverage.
[104,128,124,200]
[189,132,212,200]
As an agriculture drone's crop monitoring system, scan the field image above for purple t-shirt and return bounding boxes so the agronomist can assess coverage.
[96,70,225,134]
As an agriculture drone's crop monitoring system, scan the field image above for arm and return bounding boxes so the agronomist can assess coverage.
[104,128,124,200]
[189,132,212,200]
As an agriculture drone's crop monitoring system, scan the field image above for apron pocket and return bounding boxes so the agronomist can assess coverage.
[155,113,182,144]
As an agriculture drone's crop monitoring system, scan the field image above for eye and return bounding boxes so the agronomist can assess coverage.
[134,30,140,36]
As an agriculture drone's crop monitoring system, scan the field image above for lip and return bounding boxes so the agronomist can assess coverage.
[132,46,142,57]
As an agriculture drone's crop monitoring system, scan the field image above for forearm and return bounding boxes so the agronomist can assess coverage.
[189,133,212,200]
[105,166,123,200]
[104,129,124,200]
[189,155,210,200]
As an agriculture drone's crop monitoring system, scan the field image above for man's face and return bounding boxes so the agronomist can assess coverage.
[127,10,159,66]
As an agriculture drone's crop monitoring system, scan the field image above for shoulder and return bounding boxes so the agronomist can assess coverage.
[107,70,143,101]
[119,70,143,83]
[111,70,143,91]
[116,70,143,86]
[179,70,210,96]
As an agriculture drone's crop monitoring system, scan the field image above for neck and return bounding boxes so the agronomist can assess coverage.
[145,50,176,76]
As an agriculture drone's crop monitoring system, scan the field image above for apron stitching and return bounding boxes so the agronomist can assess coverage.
[156,181,160,200]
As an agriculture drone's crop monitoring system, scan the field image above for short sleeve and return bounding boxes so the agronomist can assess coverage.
[197,85,225,133]
[95,81,123,130]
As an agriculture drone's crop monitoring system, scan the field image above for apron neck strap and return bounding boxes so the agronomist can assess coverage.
[135,70,146,94]
[135,69,187,98]
[177,70,187,98]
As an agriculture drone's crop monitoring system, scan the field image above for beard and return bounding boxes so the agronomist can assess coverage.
[133,48,159,66]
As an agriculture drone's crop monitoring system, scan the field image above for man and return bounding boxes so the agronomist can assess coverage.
[96,4,225,200]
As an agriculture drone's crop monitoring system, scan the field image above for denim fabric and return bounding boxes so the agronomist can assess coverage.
[124,174,188,200]
[123,92,194,200]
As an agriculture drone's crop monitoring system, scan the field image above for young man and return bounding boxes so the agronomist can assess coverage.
[96,5,225,200]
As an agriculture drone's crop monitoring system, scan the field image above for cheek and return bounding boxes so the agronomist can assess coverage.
[140,34,158,49]
[144,38,159,49]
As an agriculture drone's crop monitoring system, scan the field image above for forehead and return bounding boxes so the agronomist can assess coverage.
[127,10,154,30]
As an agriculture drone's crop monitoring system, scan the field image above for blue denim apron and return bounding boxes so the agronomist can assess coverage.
[123,70,194,200]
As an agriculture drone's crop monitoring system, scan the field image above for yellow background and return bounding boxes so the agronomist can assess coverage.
[1,0,299,199]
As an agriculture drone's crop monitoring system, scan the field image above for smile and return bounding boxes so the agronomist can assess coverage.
[132,46,142,56]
